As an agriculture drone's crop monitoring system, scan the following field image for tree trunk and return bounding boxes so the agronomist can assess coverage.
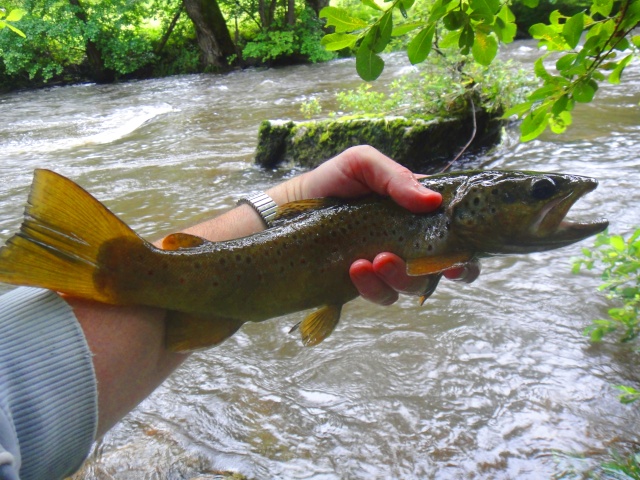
[287,0,295,26]
[305,0,329,16]
[68,0,116,83]
[155,3,184,55]
[182,0,236,70]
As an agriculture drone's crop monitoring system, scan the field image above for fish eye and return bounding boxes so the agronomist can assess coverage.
[531,178,556,200]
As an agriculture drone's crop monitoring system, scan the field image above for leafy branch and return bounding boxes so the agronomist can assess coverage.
[0,7,26,38]
[320,0,640,140]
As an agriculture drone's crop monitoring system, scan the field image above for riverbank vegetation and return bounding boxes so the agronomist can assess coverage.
[2,0,635,95]
[573,228,640,478]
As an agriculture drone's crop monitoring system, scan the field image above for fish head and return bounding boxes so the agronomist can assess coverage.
[444,170,608,254]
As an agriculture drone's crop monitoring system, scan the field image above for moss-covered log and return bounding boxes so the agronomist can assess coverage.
[255,110,504,172]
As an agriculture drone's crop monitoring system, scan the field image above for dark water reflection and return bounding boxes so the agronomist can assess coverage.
[0,42,639,479]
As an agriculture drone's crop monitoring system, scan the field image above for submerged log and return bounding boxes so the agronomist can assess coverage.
[254,111,504,172]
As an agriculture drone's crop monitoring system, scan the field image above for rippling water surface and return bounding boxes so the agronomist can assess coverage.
[1,43,639,479]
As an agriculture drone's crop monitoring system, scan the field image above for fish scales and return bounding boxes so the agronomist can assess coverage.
[0,169,607,351]
[95,199,448,322]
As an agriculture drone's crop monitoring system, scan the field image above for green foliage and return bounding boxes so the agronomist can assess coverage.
[573,228,640,345]
[300,97,323,118]
[573,233,640,478]
[322,0,640,140]
[0,0,199,88]
[0,2,83,83]
[0,6,26,37]
[600,450,640,479]
[323,54,534,119]
[243,7,335,63]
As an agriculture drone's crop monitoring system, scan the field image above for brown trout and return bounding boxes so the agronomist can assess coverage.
[0,169,607,351]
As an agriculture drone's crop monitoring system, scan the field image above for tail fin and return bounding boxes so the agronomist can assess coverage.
[0,169,141,303]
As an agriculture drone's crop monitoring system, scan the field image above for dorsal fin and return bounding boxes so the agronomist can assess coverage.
[273,198,340,223]
[162,232,210,251]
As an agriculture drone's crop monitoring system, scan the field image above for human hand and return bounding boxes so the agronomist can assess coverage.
[269,146,481,305]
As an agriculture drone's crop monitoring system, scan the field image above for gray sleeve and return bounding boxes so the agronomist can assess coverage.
[0,287,97,480]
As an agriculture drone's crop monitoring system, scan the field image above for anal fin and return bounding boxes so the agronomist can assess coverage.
[406,252,473,276]
[296,304,342,347]
[165,311,244,352]
[418,273,443,306]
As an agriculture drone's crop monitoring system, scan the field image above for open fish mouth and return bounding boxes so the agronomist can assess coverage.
[532,178,608,247]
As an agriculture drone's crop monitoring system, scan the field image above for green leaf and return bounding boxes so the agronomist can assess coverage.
[556,53,577,73]
[534,56,553,81]
[494,5,517,43]
[356,43,385,81]
[392,21,423,36]
[549,110,572,134]
[528,84,560,101]
[361,0,383,10]
[573,78,598,103]
[443,10,467,30]
[319,7,369,33]
[562,12,584,49]
[610,235,626,252]
[5,8,26,22]
[632,36,640,48]
[530,22,568,50]
[459,24,475,54]
[469,0,497,23]
[321,33,359,51]
[551,94,569,115]
[522,0,539,7]
[400,0,416,10]
[591,0,613,17]
[608,54,633,84]
[471,30,498,66]
[407,24,435,64]
[6,22,27,38]
[520,105,549,141]
[428,0,453,23]
[502,101,533,119]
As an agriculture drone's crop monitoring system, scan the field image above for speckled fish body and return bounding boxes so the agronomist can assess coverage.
[0,170,608,351]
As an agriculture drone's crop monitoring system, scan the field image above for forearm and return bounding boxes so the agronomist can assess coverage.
[68,201,271,438]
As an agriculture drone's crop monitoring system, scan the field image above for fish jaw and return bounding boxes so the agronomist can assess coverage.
[522,176,608,251]
[505,176,608,253]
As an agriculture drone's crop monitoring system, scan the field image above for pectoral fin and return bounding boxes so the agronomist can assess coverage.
[293,304,343,347]
[406,252,473,276]
[162,233,210,251]
[165,311,244,352]
[418,273,443,306]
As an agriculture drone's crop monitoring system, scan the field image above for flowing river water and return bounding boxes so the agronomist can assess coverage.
[1,42,639,479]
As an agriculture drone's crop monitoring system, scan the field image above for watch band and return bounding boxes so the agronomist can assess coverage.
[237,192,278,228]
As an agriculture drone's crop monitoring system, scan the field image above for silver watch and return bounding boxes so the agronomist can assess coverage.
[237,192,278,228]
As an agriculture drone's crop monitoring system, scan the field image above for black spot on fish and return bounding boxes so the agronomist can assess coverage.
[473,197,481,206]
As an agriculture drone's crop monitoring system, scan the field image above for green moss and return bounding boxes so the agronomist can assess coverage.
[255,112,503,172]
